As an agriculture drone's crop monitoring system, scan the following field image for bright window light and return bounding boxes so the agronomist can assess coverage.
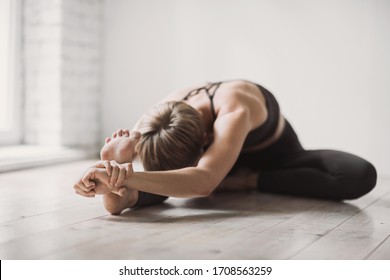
[0,0,10,130]
[0,0,21,145]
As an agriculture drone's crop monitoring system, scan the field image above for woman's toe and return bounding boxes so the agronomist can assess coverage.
[123,129,130,137]
[105,137,111,143]
[117,129,123,136]
[130,131,141,140]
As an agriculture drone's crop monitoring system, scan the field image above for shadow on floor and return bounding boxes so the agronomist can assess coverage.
[102,191,363,225]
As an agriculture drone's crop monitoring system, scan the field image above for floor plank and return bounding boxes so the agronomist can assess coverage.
[367,235,390,259]
[291,190,390,259]
[0,160,389,259]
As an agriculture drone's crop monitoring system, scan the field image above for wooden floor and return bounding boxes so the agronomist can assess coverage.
[0,160,389,260]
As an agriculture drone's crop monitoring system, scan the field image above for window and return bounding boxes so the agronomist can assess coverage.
[0,0,21,145]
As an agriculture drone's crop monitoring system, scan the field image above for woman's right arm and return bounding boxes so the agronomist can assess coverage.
[113,108,253,198]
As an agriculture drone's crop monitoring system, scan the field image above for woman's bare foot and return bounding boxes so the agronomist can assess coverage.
[103,190,139,215]
[100,129,141,214]
[100,129,141,163]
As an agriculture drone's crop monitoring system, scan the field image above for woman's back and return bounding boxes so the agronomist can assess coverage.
[163,80,275,149]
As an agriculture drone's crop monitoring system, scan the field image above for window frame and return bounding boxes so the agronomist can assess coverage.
[0,0,22,145]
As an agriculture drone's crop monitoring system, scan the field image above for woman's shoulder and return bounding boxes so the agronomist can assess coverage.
[219,80,262,95]
[160,80,264,110]
[214,80,265,106]
[213,80,267,127]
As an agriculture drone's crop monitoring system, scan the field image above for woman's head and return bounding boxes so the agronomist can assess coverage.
[136,101,205,171]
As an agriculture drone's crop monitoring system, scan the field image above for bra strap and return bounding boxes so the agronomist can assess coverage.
[183,82,223,119]
[204,82,222,119]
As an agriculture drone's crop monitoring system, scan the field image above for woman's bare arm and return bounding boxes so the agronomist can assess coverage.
[117,109,252,198]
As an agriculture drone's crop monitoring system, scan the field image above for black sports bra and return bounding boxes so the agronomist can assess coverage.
[183,82,222,119]
[182,80,280,147]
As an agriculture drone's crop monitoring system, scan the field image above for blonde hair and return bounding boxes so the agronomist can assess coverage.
[136,101,205,171]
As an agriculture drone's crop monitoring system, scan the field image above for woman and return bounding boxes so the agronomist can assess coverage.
[74,80,377,214]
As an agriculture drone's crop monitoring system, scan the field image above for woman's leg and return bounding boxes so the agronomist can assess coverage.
[258,149,377,200]
[232,120,377,200]
[132,191,168,208]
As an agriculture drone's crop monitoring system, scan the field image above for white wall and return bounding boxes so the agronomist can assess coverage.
[103,0,390,175]
[23,0,102,150]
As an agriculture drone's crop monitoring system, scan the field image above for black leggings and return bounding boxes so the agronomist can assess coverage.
[230,119,377,200]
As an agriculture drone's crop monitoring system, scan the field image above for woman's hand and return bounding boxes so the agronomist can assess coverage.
[73,167,110,198]
[94,160,133,196]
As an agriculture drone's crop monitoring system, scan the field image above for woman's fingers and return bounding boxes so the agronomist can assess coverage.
[115,167,126,187]
[74,184,95,197]
[75,171,95,192]
[94,160,112,177]
[107,162,133,194]
[117,187,127,197]
[125,163,132,179]
[91,159,133,195]
[111,187,127,197]
[94,160,129,192]
[74,181,89,192]
[114,163,131,187]
[81,170,97,190]
[109,160,120,188]
[76,189,95,198]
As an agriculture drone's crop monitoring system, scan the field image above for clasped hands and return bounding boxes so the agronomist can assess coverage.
[73,160,133,198]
